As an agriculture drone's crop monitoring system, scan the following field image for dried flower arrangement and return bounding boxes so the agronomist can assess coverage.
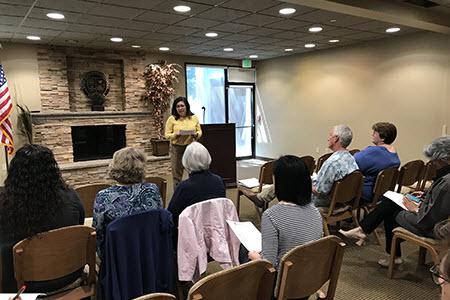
[143,61,181,139]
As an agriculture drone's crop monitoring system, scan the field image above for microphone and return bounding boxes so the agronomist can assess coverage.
[201,106,206,123]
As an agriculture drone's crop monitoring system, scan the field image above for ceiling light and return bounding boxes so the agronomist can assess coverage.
[330,19,336,23]
[205,32,218,37]
[249,55,258,58]
[131,45,141,48]
[159,47,170,51]
[304,43,316,48]
[223,48,234,52]
[284,48,293,52]
[329,39,339,43]
[26,35,41,40]
[386,27,400,33]
[110,37,123,42]
[279,8,296,15]
[308,26,323,33]
[46,12,65,20]
[173,5,191,12]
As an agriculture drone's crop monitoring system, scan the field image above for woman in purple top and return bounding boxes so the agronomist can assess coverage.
[354,122,401,201]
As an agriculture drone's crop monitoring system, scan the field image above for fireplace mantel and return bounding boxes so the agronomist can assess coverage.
[31,111,151,124]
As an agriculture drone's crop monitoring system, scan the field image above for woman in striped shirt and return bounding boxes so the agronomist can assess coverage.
[248,155,323,268]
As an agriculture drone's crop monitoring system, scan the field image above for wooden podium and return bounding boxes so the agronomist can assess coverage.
[199,123,236,187]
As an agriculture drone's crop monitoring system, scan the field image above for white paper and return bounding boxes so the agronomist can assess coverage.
[238,178,260,189]
[178,129,195,136]
[0,294,43,300]
[84,217,93,227]
[227,220,261,252]
[383,191,412,210]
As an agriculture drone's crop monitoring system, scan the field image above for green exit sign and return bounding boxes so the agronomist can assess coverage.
[242,59,252,68]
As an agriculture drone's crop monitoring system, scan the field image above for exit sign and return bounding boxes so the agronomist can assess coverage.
[242,59,252,68]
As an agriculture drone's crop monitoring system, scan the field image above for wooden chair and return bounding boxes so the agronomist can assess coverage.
[349,149,360,155]
[300,155,315,176]
[75,183,110,218]
[13,225,96,299]
[395,160,424,193]
[276,236,346,300]
[188,260,276,300]
[145,176,168,208]
[388,227,443,278]
[359,166,398,245]
[319,171,364,236]
[133,293,176,300]
[419,160,437,191]
[315,153,333,173]
[237,160,274,216]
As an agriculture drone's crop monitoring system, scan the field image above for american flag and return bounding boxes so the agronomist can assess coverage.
[0,65,14,154]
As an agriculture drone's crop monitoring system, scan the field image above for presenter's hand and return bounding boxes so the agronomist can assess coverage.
[248,251,262,261]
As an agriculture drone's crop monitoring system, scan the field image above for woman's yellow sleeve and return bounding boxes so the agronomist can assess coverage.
[164,116,176,140]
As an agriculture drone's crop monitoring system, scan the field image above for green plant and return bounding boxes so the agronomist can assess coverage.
[143,61,181,139]
[17,104,33,144]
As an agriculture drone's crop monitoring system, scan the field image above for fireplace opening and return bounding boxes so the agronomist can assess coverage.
[71,125,126,161]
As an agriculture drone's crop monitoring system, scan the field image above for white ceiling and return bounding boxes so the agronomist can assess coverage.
[0,0,447,60]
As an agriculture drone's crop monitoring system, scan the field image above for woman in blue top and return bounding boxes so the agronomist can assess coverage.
[93,147,162,259]
[354,122,401,202]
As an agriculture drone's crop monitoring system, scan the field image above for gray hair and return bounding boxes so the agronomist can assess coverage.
[108,147,146,184]
[182,142,211,174]
[424,136,450,160]
[332,125,353,148]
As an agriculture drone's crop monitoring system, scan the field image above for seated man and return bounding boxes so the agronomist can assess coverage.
[242,125,358,208]
[312,124,359,207]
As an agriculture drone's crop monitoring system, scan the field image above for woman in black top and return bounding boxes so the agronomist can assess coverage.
[0,144,84,292]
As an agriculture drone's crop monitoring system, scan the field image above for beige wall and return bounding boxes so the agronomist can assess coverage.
[0,43,239,183]
[255,32,450,163]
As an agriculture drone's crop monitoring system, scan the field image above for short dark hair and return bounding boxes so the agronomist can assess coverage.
[171,96,194,120]
[273,155,312,205]
[372,122,397,144]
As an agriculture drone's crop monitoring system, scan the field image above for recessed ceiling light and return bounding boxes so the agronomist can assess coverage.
[386,27,400,33]
[308,26,323,33]
[249,55,258,58]
[304,43,316,48]
[284,48,293,52]
[110,37,123,42]
[329,39,339,43]
[223,48,234,52]
[26,35,41,41]
[205,32,218,37]
[173,5,191,12]
[131,45,141,48]
[159,47,170,51]
[46,12,65,20]
[279,8,296,15]
[330,19,337,23]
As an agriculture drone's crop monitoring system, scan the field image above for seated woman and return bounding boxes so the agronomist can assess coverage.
[168,142,225,228]
[93,147,162,258]
[354,122,401,202]
[0,144,85,292]
[248,155,323,268]
[340,136,450,267]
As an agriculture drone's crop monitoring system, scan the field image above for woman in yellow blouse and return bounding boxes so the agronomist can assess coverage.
[165,97,202,187]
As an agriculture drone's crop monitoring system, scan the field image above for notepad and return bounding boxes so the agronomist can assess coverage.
[227,220,262,252]
[383,191,419,211]
[0,294,44,300]
[238,178,260,189]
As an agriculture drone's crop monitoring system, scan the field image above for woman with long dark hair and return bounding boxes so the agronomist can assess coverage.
[165,96,202,187]
[0,144,84,292]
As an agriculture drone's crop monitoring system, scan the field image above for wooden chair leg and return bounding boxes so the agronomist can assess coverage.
[418,247,427,265]
[388,235,400,278]
[323,220,330,236]
[373,230,382,246]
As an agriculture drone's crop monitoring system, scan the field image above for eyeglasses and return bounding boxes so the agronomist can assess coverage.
[430,265,449,285]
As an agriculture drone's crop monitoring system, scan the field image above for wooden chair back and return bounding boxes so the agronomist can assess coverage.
[419,160,437,191]
[396,160,425,192]
[188,260,276,300]
[370,166,398,205]
[13,225,96,296]
[133,293,176,300]
[316,153,333,173]
[276,236,346,300]
[257,161,274,193]
[349,149,360,155]
[300,155,315,176]
[145,176,168,207]
[75,183,110,217]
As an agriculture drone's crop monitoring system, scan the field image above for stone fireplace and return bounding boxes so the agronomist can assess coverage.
[32,46,171,187]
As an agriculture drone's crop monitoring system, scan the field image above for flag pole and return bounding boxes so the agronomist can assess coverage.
[4,146,9,171]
